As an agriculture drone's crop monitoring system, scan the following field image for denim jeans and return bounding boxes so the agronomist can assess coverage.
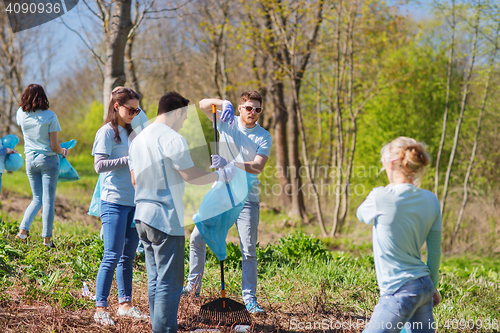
[136,221,184,333]
[95,201,139,307]
[19,153,60,238]
[363,275,436,333]
[188,200,259,304]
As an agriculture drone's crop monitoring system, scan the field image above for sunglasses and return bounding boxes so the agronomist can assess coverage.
[120,104,141,116]
[241,105,263,114]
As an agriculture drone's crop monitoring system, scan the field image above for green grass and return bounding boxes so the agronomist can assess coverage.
[1,151,499,331]
[2,216,498,332]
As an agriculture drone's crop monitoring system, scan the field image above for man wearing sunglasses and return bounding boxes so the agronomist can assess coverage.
[185,91,272,315]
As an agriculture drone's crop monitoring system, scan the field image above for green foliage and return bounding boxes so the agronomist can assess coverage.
[73,101,105,154]
[0,216,499,323]
[261,230,329,264]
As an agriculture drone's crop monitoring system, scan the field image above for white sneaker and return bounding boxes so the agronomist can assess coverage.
[94,311,114,326]
[116,306,149,319]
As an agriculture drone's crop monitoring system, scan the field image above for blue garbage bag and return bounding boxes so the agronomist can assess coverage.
[88,174,103,217]
[193,168,257,261]
[1,134,19,148]
[5,154,24,171]
[2,134,23,172]
[58,140,80,182]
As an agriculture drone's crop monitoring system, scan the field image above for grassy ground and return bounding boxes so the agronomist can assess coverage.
[0,217,499,332]
[1,152,499,332]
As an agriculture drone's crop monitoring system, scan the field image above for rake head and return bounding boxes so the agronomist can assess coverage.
[198,297,252,326]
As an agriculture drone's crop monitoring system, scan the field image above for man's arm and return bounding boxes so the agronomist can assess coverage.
[178,166,218,185]
[199,98,223,122]
[130,169,136,189]
[234,154,268,175]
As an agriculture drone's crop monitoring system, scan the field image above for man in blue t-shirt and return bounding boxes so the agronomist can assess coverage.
[128,92,236,333]
[186,91,272,314]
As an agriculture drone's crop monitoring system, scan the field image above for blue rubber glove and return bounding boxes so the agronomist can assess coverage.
[216,162,236,182]
[210,154,228,169]
[220,100,235,124]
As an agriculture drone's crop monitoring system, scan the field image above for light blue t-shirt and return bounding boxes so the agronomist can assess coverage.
[92,123,135,206]
[217,115,272,202]
[0,142,5,174]
[16,108,61,156]
[357,184,442,295]
[129,123,194,236]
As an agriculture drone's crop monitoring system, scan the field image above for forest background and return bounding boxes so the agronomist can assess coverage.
[2,0,497,252]
[0,0,499,331]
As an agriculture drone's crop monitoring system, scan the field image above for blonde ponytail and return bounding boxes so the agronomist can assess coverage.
[381,137,430,187]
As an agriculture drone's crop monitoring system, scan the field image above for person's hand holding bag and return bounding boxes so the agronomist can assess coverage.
[210,154,228,169]
[216,162,236,182]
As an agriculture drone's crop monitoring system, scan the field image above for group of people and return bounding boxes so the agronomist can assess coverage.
[12,83,442,333]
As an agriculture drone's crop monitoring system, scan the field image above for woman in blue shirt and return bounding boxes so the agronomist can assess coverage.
[92,87,146,325]
[357,137,442,333]
[16,84,69,248]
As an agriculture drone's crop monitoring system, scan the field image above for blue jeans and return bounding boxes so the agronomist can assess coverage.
[19,153,59,238]
[136,221,184,333]
[188,200,259,304]
[363,275,436,333]
[95,201,139,307]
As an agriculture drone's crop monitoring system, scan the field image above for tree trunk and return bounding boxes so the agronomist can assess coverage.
[451,22,499,246]
[125,35,143,107]
[272,74,291,208]
[287,96,306,219]
[435,0,455,197]
[292,78,327,236]
[330,3,345,236]
[440,9,480,216]
[103,0,134,120]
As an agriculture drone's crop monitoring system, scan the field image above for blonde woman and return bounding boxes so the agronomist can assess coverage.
[357,137,441,333]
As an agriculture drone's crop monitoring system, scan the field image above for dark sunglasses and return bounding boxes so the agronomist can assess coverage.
[120,104,141,116]
[241,105,263,114]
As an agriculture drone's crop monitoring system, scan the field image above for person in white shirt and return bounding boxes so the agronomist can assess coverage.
[129,91,236,333]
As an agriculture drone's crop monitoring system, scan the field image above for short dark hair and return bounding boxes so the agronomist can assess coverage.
[158,92,189,115]
[20,84,50,112]
[240,91,262,105]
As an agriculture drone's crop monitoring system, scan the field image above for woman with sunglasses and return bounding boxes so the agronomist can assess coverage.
[92,87,146,326]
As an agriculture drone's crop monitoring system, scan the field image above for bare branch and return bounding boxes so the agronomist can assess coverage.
[59,17,105,65]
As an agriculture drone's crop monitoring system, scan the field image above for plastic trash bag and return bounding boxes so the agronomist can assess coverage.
[2,134,23,172]
[193,168,257,261]
[81,282,96,300]
[88,174,103,217]
[58,140,80,182]
[1,134,19,148]
[5,154,24,172]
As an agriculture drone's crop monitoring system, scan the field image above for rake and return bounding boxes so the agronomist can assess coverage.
[197,105,252,325]
[198,260,252,325]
